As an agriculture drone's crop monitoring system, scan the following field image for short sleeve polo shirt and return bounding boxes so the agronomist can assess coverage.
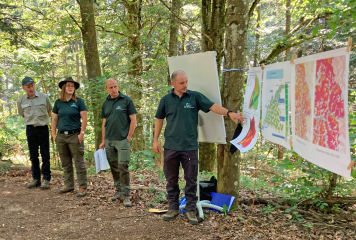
[155,89,214,151]
[100,92,137,140]
[52,97,87,131]
[17,91,52,126]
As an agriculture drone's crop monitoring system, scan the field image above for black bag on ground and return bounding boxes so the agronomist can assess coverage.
[199,176,217,201]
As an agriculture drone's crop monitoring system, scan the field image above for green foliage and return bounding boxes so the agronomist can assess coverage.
[285,206,303,222]
[222,204,236,216]
[129,149,156,172]
[261,205,275,215]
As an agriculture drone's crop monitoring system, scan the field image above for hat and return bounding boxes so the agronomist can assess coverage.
[58,77,80,89]
[22,77,35,86]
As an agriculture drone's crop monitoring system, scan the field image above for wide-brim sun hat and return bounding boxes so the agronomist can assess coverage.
[58,77,80,89]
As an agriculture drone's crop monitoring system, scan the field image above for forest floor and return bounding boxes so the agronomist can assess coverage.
[0,168,356,240]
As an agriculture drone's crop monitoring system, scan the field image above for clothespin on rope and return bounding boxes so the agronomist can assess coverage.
[290,54,296,64]
[346,37,353,52]
[222,68,249,72]
[261,64,265,70]
[289,136,293,149]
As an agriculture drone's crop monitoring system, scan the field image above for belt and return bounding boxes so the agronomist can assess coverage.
[59,128,81,135]
[27,125,47,128]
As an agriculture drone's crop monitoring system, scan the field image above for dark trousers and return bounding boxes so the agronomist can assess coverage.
[164,149,198,212]
[26,125,51,181]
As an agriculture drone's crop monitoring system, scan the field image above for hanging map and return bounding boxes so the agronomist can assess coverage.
[291,48,351,178]
[230,67,262,152]
[261,62,292,149]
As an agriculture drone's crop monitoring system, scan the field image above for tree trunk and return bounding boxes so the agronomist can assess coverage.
[75,39,80,82]
[253,5,260,67]
[167,0,180,86]
[199,0,226,173]
[124,0,144,152]
[78,0,102,150]
[284,0,291,60]
[217,0,249,207]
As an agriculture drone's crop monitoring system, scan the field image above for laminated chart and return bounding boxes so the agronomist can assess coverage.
[230,67,262,152]
[261,62,292,149]
[291,48,351,178]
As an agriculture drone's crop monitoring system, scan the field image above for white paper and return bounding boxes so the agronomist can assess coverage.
[261,61,292,149]
[94,149,110,174]
[167,51,226,144]
[230,67,262,152]
[291,48,351,178]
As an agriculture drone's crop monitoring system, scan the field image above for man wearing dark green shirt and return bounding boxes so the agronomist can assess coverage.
[153,70,245,225]
[99,78,137,207]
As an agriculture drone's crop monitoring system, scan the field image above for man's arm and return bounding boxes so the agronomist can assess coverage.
[17,99,24,118]
[78,110,88,144]
[153,119,164,153]
[127,114,137,141]
[51,113,59,141]
[48,111,51,117]
[99,118,106,149]
[209,103,246,124]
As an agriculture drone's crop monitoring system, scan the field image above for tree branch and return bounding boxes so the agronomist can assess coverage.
[143,37,165,72]
[248,0,260,21]
[65,8,83,32]
[145,17,161,39]
[95,24,127,37]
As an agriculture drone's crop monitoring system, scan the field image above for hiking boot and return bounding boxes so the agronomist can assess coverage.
[58,186,74,194]
[111,190,121,201]
[123,195,132,207]
[186,211,198,225]
[163,209,179,221]
[76,188,87,197]
[41,180,50,189]
[27,179,41,188]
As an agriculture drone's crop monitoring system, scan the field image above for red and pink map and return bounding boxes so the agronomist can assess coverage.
[313,56,346,153]
[295,62,314,141]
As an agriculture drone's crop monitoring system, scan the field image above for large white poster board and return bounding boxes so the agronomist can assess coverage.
[230,67,262,152]
[291,48,351,178]
[262,62,292,149]
[167,51,226,144]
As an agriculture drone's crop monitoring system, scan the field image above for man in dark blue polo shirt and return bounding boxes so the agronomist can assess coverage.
[153,70,245,225]
[99,78,137,207]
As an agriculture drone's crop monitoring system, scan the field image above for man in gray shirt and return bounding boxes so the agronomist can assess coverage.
[17,77,52,189]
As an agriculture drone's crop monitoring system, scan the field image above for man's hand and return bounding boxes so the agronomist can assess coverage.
[78,133,84,144]
[99,141,105,149]
[52,134,56,142]
[153,141,161,153]
[229,112,246,124]
[127,135,131,141]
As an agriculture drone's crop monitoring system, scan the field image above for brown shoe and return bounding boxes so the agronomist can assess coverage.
[111,190,121,201]
[123,195,132,207]
[186,211,198,225]
[76,188,87,197]
[27,179,41,188]
[58,186,74,194]
[41,180,50,189]
[163,209,179,221]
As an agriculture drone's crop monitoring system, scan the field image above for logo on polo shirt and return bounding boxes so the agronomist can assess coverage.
[116,106,125,110]
[184,103,194,109]
[71,103,78,108]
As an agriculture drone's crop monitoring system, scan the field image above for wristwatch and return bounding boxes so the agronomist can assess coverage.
[227,110,233,117]
[81,131,85,135]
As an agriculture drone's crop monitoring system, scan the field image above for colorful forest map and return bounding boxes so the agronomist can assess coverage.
[313,56,346,153]
[263,85,285,133]
[295,62,313,141]
[238,116,256,147]
[249,75,260,110]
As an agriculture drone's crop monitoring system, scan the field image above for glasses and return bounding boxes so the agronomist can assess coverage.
[66,85,75,88]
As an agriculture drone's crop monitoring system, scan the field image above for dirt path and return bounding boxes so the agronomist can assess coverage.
[0,172,212,240]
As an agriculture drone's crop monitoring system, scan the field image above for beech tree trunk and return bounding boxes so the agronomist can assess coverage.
[167,0,180,86]
[78,0,102,150]
[217,0,249,206]
[199,0,226,172]
[284,0,291,60]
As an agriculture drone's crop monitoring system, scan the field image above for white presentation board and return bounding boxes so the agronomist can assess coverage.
[261,61,292,150]
[291,48,351,178]
[167,51,226,144]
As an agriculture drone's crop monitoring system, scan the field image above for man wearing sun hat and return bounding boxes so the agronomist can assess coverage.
[17,77,53,189]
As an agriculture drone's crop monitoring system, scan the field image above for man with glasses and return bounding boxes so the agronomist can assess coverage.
[17,77,52,189]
